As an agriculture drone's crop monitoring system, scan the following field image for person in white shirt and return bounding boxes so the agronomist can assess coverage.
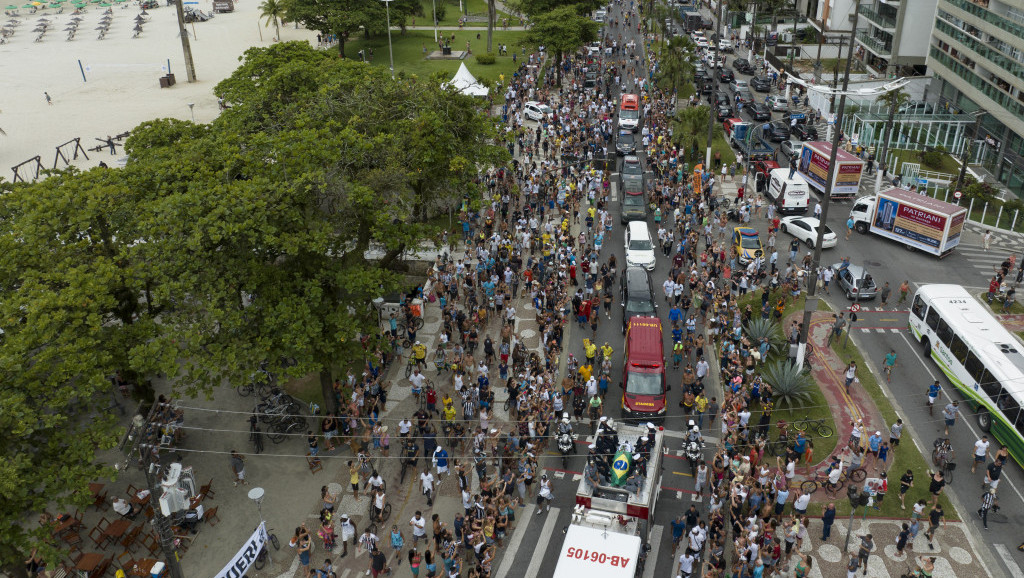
[793,489,811,515]
[420,471,435,506]
[677,551,695,577]
[398,418,413,438]
[973,435,991,473]
[687,525,705,557]
[409,512,427,546]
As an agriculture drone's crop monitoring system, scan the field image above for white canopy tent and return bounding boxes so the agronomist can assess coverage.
[447,63,489,97]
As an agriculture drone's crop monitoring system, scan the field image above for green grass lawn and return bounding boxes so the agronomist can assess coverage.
[976,291,1024,314]
[887,148,961,176]
[344,29,535,84]
[420,0,514,27]
[831,329,958,520]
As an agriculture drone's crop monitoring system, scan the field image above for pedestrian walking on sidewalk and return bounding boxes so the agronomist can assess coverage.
[230,450,247,486]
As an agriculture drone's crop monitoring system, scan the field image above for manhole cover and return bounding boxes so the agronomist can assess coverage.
[864,260,882,267]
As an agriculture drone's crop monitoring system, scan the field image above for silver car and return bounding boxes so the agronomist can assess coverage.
[831,262,879,300]
[765,95,789,112]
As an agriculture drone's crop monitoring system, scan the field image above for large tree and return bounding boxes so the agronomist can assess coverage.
[523,5,598,84]
[282,0,382,58]
[0,42,506,566]
[0,166,170,566]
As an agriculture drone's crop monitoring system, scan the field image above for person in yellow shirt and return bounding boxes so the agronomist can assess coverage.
[584,339,597,365]
[578,363,593,384]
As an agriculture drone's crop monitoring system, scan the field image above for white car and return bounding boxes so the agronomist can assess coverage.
[780,216,837,249]
[523,101,553,122]
[625,221,656,271]
[718,39,732,52]
[695,38,710,49]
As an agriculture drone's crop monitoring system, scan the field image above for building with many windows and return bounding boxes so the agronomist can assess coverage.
[853,0,936,76]
[928,0,1024,197]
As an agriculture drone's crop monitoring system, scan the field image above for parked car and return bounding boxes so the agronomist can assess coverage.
[747,103,771,121]
[718,38,732,52]
[767,120,790,142]
[779,139,798,159]
[832,262,879,300]
[733,58,754,74]
[750,75,772,92]
[709,55,725,68]
[765,94,789,112]
[524,101,554,122]
[615,130,636,155]
[730,79,749,94]
[780,216,837,249]
[736,89,754,106]
[718,68,735,83]
[791,122,819,140]
[713,93,730,108]
[716,105,734,121]
[621,266,657,333]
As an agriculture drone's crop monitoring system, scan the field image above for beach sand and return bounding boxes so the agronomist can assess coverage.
[0,0,316,180]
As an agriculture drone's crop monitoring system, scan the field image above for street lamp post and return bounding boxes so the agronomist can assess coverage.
[381,0,395,79]
[248,487,272,562]
[796,0,863,367]
[703,0,722,168]
[432,0,438,43]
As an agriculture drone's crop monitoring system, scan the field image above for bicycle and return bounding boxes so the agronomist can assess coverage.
[792,415,834,439]
[936,458,956,483]
[249,415,264,454]
[800,466,866,495]
[367,502,393,530]
[252,525,281,570]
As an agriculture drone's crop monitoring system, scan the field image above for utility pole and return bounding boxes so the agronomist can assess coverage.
[173,0,196,82]
[875,88,903,193]
[704,0,723,168]
[796,0,862,367]
[953,112,985,198]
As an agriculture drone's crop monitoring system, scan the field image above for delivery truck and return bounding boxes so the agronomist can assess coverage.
[554,422,664,578]
[848,187,968,258]
[796,141,865,199]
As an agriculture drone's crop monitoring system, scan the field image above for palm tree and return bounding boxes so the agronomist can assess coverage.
[259,0,283,42]
[655,36,695,96]
[744,318,785,360]
[485,0,496,53]
[876,87,910,171]
[672,105,723,161]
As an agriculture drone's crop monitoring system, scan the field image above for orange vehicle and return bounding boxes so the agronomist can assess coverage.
[621,316,667,422]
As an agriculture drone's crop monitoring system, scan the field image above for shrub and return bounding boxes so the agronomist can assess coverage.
[744,318,785,360]
[918,146,948,170]
[476,53,496,65]
[760,360,815,409]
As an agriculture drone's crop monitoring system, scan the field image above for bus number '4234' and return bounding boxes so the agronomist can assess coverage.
[564,548,632,568]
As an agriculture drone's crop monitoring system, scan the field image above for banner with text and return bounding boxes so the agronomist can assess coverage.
[215,522,267,578]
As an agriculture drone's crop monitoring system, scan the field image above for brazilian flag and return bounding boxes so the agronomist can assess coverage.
[608,449,633,487]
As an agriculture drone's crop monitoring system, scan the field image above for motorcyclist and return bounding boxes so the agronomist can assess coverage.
[686,421,704,446]
[557,413,574,436]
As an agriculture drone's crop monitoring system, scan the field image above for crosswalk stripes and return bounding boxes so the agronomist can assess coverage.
[523,507,561,577]
[493,504,537,577]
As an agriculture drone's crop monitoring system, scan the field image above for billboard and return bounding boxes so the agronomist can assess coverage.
[797,143,863,196]
[798,146,828,191]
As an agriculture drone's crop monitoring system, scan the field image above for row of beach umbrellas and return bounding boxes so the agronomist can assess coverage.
[5,0,130,9]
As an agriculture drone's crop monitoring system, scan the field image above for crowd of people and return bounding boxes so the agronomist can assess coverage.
[282,1,1002,577]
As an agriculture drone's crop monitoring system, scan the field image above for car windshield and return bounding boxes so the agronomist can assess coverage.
[629,239,653,251]
[623,162,642,175]
[626,298,656,317]
[740,236,760,249]
[620,109,639,120]
[626,372,663,396]
[618,133,634,143]
[623,194,644,206]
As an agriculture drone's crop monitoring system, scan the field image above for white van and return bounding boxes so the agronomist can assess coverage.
[766,168,810,215]
[625,221,656,271]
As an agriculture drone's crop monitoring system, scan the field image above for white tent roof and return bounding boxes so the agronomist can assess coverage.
[447,63,489,96]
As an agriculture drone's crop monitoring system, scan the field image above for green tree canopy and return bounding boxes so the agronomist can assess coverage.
[523,5,598,84]
[0,41,506,567]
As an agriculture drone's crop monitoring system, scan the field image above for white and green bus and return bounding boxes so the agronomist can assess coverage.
[909,284,1024,465]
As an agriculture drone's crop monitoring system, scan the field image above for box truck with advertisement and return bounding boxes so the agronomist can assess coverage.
[555,422,664,578]
[796,141,865,199]
[848,187,968,258]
